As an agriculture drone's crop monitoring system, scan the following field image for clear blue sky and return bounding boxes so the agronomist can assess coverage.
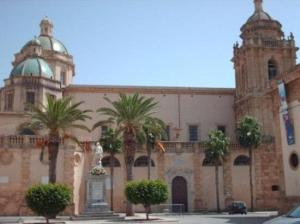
[1,0,300,88]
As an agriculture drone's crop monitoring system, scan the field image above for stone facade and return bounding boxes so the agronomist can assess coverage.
[0,0,300,216]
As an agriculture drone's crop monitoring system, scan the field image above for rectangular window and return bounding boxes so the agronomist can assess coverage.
[25,92,35,111]
[101,126,108,136]
[5,92,13,111]
[189,125,198,142]
[60,71,66,85]
[162,125,170,141]
[217,125,226,134]
[26,92,35,104]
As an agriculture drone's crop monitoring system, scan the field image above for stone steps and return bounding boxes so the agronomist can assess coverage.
[72,212,124,221]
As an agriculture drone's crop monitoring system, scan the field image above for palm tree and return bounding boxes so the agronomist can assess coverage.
[236,116,262,212]
[143,118,166,179]
[205,130,230,213]
[93,93,161,216]
[30,96,91,183]
[99,128,122,211]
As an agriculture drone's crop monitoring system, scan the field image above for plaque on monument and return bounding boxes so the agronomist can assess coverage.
[91,181,104,201]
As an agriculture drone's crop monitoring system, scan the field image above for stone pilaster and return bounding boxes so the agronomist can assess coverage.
[193,143,203,211]
[63,146,75,187]
[252,143,281,210]
[63,145,75,215]
[223,153,233,207]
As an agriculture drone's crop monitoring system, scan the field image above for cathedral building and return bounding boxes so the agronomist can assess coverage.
[0,0,299,215]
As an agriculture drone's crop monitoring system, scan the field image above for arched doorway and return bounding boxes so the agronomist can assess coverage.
[172,176,188,212]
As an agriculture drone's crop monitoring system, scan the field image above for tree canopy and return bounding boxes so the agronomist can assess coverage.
[236,116,262,149]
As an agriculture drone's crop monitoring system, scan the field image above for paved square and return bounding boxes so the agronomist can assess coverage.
[153,212,277,224]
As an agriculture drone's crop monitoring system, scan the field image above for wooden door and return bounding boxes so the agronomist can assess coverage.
[172,176,188,212]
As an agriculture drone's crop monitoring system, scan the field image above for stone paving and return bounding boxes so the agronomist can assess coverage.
[166,212,277,224]
[0,212,277,224]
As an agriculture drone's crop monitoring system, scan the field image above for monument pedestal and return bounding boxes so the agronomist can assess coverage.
[85,174,110,213]
[72,174,123,221]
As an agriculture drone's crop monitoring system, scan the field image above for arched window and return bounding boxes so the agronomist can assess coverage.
[101,156,121,167]
[202,158,221,166]
[234,155,250,166]
[19,128,35,135]
[18,123,35,135]
[134,156,155,167]
[268,59,278,80]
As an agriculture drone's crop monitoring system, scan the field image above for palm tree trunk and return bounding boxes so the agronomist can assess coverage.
[110,154,114,211]
[147,145,151,180]
[124,131,135,216]
[48,134,59,183]
[215,165,220,213]
[249,147,254,212]
[125,156,134,216]
[146,145,152,214]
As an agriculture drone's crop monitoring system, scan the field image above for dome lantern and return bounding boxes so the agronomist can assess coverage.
[254,0,263,12]
[40,16,53,37]
[247,0,272,23]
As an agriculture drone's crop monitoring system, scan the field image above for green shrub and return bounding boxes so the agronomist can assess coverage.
[125,179,168,219]
[25,184,72,223]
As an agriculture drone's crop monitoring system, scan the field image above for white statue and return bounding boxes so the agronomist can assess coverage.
[94,142,103,167]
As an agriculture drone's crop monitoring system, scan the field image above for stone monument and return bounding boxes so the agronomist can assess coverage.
[73,142,123,220]
[85,142,110,213]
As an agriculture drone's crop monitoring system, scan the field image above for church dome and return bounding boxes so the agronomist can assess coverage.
[37,35,68,54]
[10,57,54,78]
[22,37,41,50]
[247,10,272,23]
[21,17,69,55]
[22,36,68,54]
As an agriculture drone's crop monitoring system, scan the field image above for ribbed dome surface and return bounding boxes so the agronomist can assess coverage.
[22,38,41,51]
[22,36,68,54]
[10,57,54,78]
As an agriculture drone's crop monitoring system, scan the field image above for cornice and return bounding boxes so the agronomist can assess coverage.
[64,85,236,96]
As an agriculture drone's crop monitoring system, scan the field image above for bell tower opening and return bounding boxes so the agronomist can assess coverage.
[268,59,278,80]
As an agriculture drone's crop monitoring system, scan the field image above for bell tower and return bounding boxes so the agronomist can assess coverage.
[233,0,298,137]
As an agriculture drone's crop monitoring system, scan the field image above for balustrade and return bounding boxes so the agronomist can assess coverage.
[0,135,242,152]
